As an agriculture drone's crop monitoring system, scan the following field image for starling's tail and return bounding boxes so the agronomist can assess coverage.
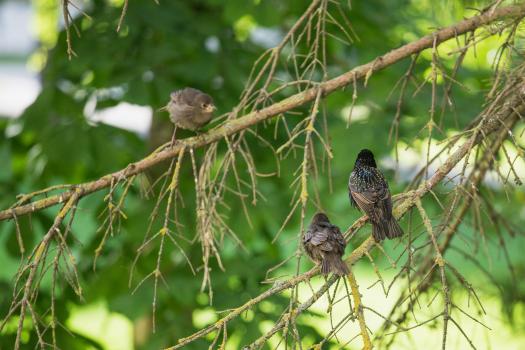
[371,220,388,242]
[371,216,403,241]
[386,216,403,239]
[321,255,350,276]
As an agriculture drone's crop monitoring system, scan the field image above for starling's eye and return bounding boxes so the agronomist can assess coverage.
[202,103,208,108]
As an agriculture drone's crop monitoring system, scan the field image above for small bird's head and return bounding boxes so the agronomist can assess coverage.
[355,148,377,168]
[195,93,216,114]
[312,212,330,224]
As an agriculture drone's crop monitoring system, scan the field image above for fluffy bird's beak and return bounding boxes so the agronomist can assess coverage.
[205,105,217,113]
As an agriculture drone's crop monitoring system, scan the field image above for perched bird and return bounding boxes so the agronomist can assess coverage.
[349,149,403,242]
[303,213,349,276]
[162,88,216,141]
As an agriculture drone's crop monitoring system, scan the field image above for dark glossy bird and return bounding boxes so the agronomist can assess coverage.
[165,87,216,131]
[303,212,349,276]
[349,149,403,242]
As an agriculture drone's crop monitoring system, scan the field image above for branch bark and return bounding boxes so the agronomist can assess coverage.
[2,3,524,221]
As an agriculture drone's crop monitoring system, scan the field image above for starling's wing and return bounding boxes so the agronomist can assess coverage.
[349,189,358,208]
[310,225,339,252]
[369,169,394,219]
[335,227,346,249]
[349,168,391,222]
[350,188,389,222]
[310,227,329,246]
[348,171,361,208]
[303,226,315,244]
[328,225,346,255]
[379,189,393,216]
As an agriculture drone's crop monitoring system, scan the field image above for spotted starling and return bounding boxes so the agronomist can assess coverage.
[165,87,216,131]
[349,149,403,242]
[303,212,349,276]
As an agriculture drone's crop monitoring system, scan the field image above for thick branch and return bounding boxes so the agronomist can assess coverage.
[2,3,524,221]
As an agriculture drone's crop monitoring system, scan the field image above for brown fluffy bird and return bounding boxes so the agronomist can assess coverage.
[303,213,349,276]
[161,87,216,145]
[349,149,403,242]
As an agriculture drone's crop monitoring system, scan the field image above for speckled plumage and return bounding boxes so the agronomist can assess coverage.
[349,149,403,241]
[166,87,216,131]
[303,213,349,276]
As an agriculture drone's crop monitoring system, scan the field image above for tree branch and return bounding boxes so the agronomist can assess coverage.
[347,270,373,350]
[2,3,524,222]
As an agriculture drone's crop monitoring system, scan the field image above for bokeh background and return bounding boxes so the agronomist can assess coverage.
[1,0,525,349]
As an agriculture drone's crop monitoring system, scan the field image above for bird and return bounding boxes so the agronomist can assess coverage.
[348,149,403,242]
[303,212,349,276]
[161,87,216,145]
[166,87,216,130]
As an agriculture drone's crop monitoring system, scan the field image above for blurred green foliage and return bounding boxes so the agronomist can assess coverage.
[1,0,525,349]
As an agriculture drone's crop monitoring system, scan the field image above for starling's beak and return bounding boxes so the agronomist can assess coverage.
[157,104,168,112]
[205,105,216,113]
